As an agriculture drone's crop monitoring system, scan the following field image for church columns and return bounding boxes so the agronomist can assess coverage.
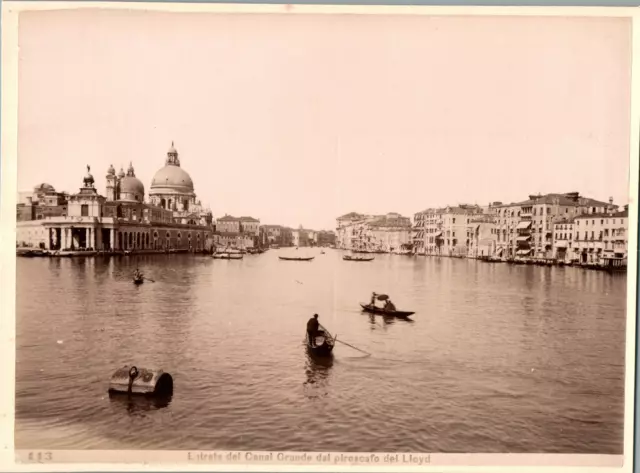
[86,228,92,249]
[110,229,115,251]
[45,229,51,250]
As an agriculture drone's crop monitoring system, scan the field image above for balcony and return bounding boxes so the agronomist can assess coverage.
[516,221,532,233]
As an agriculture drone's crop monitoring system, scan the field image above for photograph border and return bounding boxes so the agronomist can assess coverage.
[0,2,638,472]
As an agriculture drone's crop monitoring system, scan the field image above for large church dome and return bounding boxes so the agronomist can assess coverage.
[149,142,195,194]
[151,166,194,191]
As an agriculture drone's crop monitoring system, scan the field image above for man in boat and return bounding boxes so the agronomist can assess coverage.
[306,314,320,346]
[384,299,397,312]
[370,292,377,307]
[133,269,143,280]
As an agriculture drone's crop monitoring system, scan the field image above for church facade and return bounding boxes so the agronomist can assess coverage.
[16,143,214,253]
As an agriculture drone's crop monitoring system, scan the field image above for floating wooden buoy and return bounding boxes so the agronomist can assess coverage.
[108,365,173,396]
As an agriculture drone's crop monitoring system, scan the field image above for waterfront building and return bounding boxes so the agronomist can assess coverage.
[439,205,484,256]
[260,224,290,247]
[316,230,336,247]
[17,183,69,223]
[552,216,577,263]
[416,205,484,256]
[416,208,443,255]
[291,226,319,247]
[412,209,427,255]
[335,212,376,249]
[467,215,497,258]
[214,215,261,249]
[492,192,615,259]
[16,143,213,252]
[335,212,411,252]
[571,207,629,264]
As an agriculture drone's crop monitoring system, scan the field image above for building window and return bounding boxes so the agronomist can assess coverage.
[81,204,89,217]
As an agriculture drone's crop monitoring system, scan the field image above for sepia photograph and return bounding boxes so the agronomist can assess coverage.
[0,2,638,471]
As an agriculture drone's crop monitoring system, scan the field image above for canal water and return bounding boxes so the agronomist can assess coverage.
[15,250,627,453]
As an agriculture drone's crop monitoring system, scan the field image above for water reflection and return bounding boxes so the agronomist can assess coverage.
[303,351,333,399]
[364,312,414,328]
[108,391,173,416]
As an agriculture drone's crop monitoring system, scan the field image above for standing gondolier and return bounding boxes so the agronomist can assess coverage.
[306,314,320,346]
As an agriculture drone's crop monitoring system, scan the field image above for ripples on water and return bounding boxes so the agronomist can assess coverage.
[15,251,627,453]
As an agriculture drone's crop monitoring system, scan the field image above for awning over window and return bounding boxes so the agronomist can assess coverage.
[516,249,532,255]
[517,221,532,230]
[434,232,442,237]
[516,236,531,242]
[496,247,504,255]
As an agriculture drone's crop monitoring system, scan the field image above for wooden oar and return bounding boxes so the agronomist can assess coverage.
[143,277,155,283]
[335,339,371,356]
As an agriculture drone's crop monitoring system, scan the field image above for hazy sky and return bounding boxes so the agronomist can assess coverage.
[17,10,632,230]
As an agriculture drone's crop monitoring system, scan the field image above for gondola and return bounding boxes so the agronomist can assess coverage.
[343,255,374,262]
[212,253,243,260]
[360,303,415,318]
[306,324,335,357]
[279,256,314,261]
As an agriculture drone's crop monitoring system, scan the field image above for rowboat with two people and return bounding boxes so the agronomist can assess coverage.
[305,314,336,357]
[360,292,415,318]
[343,255,374,262]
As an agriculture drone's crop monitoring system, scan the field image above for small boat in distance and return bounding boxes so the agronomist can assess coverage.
[360,303,415,318]
[213,253,244,260]
[306,324,336,357]
[343,255,374,262]
[133,269,144,285]
[279,256,314,262]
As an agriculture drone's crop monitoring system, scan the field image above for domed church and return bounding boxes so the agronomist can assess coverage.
[104,142,211,226]
[148,142,207,225]
[17,143,214,253]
